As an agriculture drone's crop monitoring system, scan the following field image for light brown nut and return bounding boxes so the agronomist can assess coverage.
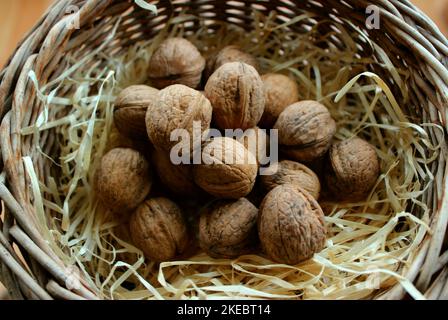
[199,198,259,258]
[205,46,259,79]
[236,127,270,165]
[114,85,159,139]
[261,160,321,200]
[145,84,212,154]
[152,149,201,197]
[258,184,326,265]
[130,198,189,262]
[95,148,152,215]
[259,73,300,128]
[205,62,265,130]
[325,137,380,201]
[193,137,258,199]
[148,37,205,89]
[274,100,336,162]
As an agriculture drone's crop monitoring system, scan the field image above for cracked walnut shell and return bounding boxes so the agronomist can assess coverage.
[95,148,152,215]
[205,62,265,130]
[114,85,159,139]
[274,100,336,162]
[145,84,212,153]
[325,137,380,201]
[259,73,300,128]
[148,37,205,89]
[130,198,189,262]
[258,184,326,265]
[261,160,321,200]
[194,137,258,199]
[199,198,259,258]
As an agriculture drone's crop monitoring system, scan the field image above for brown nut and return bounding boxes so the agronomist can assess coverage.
[261,160,321,200]
[114,85,159,139]
[194,137,258,199]
[258,184,326,265]
[274,100,336,162]
[95,148,152,215]
[152,149,201,197]
[259,73,299,128]
[205,46,259,79]
[199,198,259,258]
[145,84,212,154]
[148,37,205,89]
[325,137,380,201]
[236,127,270,165]
[130,198,189,262]
[205,62,265,130]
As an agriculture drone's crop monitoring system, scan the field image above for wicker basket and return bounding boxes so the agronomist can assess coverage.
[0,0,447,300]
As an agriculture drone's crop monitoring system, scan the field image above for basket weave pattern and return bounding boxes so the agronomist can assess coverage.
[0,0,447,300]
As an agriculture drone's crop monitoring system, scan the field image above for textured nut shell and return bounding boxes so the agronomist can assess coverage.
[148,38,205,89]
[199,198,259,258]
[259,73,300,128]
[130,198,189,262]
[95,148,152,215]
[326,137,380,201]
[206,46,259,79]
[236,127,269,165]
[205,62,265,130]
[259,184,326,265]
[146,84,212,152]
[152,149,200,197]
[114,85,159,139]
[274,100,336,162]
[194,137,258,199]
[261,160,321,199]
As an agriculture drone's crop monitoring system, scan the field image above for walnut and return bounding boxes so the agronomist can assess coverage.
[325,137,380,201]
[258,184,326,265]
[259,73,299,128]
[152,149,201,197]
[114,85,159,139]
[145,84,212,153]
[261,160,321,200]
[193,137,258,199]
[205,46,259,79]
[205,62,265,130]
[199,198,259,258]
[95,148,152,215]
[130,198,189,262]
[274,100,336,162]
[236,127,269,165]
[148,37,205,89]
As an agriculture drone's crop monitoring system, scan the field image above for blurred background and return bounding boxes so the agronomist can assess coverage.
[0,0,447,299]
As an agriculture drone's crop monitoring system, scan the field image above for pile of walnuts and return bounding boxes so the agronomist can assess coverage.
[95,37,380,265]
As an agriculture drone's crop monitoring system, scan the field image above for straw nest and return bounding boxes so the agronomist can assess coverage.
[0,0,447,300]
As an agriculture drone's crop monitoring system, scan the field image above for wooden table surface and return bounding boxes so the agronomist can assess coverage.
[0,0,447,299]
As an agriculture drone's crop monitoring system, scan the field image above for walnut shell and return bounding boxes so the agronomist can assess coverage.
[205,62,265,130]
[261,160,321,200]
[258,184,326,265]
[199,198,259,258]
[114,85,159,139]
[152,149,201,197]
[145,84,212,154]
[95,148,152,215]
[130,198,189,262]
[325,137,380,201]
[194,137,258,199]
[274,100,336,162]
[259,73,300,128]
[148,38,205,89]
[205,46,259,79]
[236,127,270,165]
